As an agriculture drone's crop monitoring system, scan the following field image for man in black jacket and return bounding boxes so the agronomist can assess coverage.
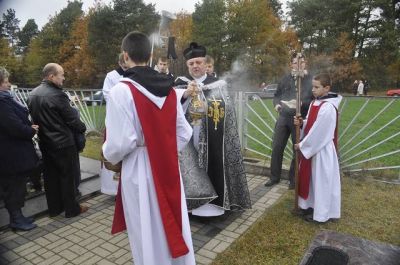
[28,63,88,218]
[265,54,313,189]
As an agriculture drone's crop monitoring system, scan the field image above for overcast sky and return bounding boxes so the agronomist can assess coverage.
[0,0,200,29]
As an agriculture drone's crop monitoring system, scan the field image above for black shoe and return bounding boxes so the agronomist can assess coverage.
[292,208,314,217]
[304,213,326,224]
[65,204,88,218]
[264,179,279,187]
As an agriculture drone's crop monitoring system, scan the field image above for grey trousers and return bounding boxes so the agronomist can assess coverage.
[270,113,296,184]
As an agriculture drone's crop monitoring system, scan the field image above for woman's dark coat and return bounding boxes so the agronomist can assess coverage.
[0,91,38,177]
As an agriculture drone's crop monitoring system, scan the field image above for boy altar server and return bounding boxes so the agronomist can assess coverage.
[102,31,195,265]
[294,73,342,223]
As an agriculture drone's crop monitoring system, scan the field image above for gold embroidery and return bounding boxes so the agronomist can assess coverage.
[207,96,225,130]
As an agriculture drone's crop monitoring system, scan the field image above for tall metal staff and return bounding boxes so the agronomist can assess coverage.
[292,52,305,211]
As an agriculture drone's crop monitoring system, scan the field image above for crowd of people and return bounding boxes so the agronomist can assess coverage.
[0,31,342,265]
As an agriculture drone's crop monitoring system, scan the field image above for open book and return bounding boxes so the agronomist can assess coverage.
[280,99,297,109]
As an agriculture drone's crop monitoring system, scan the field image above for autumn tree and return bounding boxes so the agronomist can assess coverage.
[169,12,193,76]
[39,1,84,63]
[59,14,97,88]
[225,0,297,85]
[331,33,362,92]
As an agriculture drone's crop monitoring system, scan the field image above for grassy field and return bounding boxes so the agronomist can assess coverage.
[211,176,400,265]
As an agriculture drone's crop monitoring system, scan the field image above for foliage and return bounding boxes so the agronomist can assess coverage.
[1,8,20,47]
[87,4,119,83]
[170,12,193,76]
[268,0,283,18]
[59,15,97,88]
[23,38,47,86]
[289,0,400,90]
[224,0,298,83]
[0,37,18,79]
[192,0,227,73]
[331,33,363,91]
[17,19,39,54]
[3,0,396,91]
[38,1,84,64]
[88,0,159,86]
[20,1,84,87]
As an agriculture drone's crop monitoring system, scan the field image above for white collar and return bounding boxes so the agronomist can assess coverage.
[193,74,207,84]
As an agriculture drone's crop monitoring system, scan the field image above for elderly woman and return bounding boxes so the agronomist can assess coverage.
[0,67,38,231]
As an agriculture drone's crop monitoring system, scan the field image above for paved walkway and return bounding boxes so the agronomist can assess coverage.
[0,174,289,265]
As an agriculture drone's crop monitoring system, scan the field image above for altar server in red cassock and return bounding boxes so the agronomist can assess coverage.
[294,73,342,223]
[102,31,195,265]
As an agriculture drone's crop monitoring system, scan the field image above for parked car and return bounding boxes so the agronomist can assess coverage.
[262,84,278,97]
[386,89,400,97]
[83,91,105,106]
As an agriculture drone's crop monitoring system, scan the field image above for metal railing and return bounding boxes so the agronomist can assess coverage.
[15,88,106,133]
[236,92,400,183]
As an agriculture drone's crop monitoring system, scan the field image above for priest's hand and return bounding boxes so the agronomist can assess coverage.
[183,81,200,99]
[294,143,300,150]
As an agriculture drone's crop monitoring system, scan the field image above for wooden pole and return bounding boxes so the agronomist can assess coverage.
[294,52,304,212]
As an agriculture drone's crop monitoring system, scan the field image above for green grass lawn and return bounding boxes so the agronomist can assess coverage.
[211,176,400,265]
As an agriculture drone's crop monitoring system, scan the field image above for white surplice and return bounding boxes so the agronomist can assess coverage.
[100,69,124,195]
[102,78,195,265]
[298,95,342,222]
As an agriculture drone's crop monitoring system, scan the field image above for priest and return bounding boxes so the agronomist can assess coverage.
[175,42,251,217]
[103,32,195,265]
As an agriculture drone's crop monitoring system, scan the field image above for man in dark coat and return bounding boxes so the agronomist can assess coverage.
[28,63,88,218]
[265,54,313,189]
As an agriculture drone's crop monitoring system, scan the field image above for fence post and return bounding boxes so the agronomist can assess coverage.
[237,91,244,150]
